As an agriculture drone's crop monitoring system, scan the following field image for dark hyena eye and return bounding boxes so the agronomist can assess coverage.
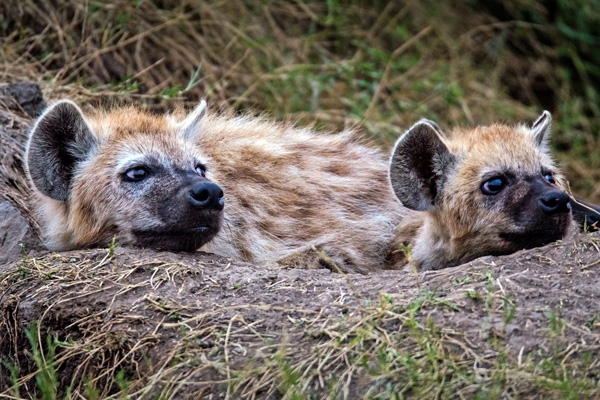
[544,172,556,184]
[123,167,150,182]
[195,164,206,177]
[481,176,507,195]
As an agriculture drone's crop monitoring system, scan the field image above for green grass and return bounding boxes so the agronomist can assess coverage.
[3,0,597,166]
[24,322,64,400]
[11,304,598,399]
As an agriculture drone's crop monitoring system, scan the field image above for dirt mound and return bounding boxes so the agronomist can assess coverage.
[1,232,599,398]
[0,82,44,266]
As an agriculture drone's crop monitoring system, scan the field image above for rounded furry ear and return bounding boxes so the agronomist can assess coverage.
[530,110,552,148]
[180,99,207,141]
[26,100,97,201]
[389,120,455,211]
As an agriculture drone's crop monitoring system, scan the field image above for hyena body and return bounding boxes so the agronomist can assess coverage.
[390,113,575,270]
[26,101,405,273]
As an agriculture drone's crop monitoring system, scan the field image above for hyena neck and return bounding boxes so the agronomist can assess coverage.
[407,212,460,271]
[36,194,118,251]
[35,196,76,250]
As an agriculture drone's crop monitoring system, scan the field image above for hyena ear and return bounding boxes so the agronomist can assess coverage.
[180,99,207,141]
[27,100,97,202]
[530,110,552,149]
[389,120,455,211]
[423,119,446,138]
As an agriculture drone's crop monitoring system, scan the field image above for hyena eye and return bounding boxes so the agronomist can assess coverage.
[544,172,556,184]
[481,177,507,195]
[195,164,206,177]
[123,167,149,182]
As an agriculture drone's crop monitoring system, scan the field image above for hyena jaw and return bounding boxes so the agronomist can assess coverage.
[26,100,224,252]
[390,111,574,270]
[26,100,404,273]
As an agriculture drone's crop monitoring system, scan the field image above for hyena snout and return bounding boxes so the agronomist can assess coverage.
[538,191,571,216]
[189,182,224,211]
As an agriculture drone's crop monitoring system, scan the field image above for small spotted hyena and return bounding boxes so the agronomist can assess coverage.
[26,100,405,273]
[389,112,587,270]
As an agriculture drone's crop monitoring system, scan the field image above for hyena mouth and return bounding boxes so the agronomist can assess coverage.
[132,227,219,252]
[499,228,567,249]
[500,213,572,249]
[500,221,568,249]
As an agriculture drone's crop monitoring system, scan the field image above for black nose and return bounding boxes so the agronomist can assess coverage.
[189,182,224,211]
[538,191,571,215]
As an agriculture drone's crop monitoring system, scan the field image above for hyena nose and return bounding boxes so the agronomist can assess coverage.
[189,182,225,211]
[539,191,571,215]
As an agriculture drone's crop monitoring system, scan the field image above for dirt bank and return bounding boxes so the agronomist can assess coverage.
[1,231,599,398]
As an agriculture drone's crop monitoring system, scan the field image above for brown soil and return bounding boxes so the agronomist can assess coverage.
[0,82,44,258]
[1,233,599,398]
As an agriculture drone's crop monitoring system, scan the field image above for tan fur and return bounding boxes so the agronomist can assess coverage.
[390,118,574,270]
[27,102,405,273]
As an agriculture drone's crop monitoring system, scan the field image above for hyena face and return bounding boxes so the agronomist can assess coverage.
[26,100,224,251]
[390,111,573,270]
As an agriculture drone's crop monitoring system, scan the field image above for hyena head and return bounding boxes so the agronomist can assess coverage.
[390,111,573,270]
[26,100,224,251]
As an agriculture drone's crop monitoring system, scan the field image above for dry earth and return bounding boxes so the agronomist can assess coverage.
[0,82,44,266]
[1,234,599,398]
[0,84,599,399]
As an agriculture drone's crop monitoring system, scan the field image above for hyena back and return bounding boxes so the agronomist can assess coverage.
[26,100,404,273]
[390,112,575,270]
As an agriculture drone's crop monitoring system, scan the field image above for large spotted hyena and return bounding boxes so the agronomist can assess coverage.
[26,100,405,273]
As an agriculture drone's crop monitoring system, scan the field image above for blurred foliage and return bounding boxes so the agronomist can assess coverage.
[466,0,600,198]
[0,0,598,199]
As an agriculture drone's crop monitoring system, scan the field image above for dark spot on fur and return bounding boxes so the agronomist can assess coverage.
[323,162,351,176]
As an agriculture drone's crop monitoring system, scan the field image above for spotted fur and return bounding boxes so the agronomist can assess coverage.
[26,100,405,273]
[390,112,575,270]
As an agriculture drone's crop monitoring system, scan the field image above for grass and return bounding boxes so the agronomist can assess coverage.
[1,1,598,200]
[25,323,60,400]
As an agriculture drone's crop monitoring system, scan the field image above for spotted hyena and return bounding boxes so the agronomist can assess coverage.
[388,112,598,270]
[26,100,405,273]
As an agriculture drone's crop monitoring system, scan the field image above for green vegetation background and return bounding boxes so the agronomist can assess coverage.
[1,0,599,199]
